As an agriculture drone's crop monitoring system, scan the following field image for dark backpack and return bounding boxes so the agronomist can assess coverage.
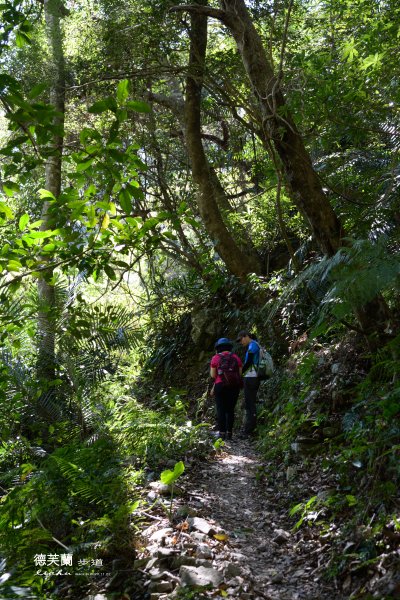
[217,353,242,389]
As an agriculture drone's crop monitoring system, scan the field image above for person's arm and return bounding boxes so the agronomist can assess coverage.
[210,354,219,379]
[242,352,255,373]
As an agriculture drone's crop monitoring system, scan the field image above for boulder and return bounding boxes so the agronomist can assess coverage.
[179,565,223,588]
[188,516,216,536]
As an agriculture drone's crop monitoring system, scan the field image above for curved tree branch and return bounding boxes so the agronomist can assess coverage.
[184,0,262,279]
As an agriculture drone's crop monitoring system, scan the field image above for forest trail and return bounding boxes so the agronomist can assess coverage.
[137,438,344,600]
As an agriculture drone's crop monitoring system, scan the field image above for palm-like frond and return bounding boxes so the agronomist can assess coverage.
[59,303,142,393]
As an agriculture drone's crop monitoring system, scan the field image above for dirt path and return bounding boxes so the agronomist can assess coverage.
[137,437,344,600]
[187,438,341,600]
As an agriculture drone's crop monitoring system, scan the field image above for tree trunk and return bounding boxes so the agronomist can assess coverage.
[37,0,65,380]
[185,0,262,280]
[218,0,344,257]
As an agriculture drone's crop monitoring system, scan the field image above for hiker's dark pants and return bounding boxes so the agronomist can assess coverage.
[243,377,260,434]
[214,383,239,433]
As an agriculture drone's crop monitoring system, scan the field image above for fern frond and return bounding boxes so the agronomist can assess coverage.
[267,237,399,325]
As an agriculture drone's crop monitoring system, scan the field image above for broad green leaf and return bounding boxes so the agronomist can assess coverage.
[76,159,94,172]
[3,181,20,197]
[25,231,53,240]
[29,220,44,229]
[119,188,132,214]
[117,79,130,104]
[95,201,110,210]
[28,83,47,99]
[101,213,110,230]
[117,108,128,123]
[114,260,130,269]
[104,264,116,280]
[38,189,56,200]
[341,38,358,62]
[160,461,185,485]
[7,259,22,271]
[15,30,31,48]
[88,97,118,114]
[87,205,96,227]
[79,127,101,144]
[18,214,29,230]
[42,243,56,252]
[141,217,159,231]
[126,100,151,113]
[84,184,97,198]
[0,201,13,219]
[178,201,187,215]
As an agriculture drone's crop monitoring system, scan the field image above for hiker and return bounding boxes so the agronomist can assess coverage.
[236,330,261,436]
[210,337,243,440]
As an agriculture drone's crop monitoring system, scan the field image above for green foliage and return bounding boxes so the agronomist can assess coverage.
[0,363,208,597]
[160,460,185,486]
[160,461,185,521]
[213,438,225,451]
[266,236,399,338]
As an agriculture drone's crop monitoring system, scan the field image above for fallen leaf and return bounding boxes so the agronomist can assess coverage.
[176,520,189,531]
[213,533,228,541]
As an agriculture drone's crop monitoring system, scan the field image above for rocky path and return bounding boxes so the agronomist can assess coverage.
[136,438,344,600]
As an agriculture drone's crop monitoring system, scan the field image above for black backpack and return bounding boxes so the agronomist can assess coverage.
[217,353,242,389]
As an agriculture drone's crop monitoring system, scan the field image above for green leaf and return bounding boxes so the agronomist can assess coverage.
[28,83,47,99]
[28,220,44,229]
[7,259,22,272]
[126,100,151,113]
[117,79,130,104]
[119,188,132,213]
[0,201,13,219]
[116,108,128,123]
[38,189,56,200]
[160,461,185,485]
[3,181,20,197]
[79,127,101,144]
[346,494,358,507]
[289,503,303,517]
[341,38,358,63]
[18,213,29,230]
[76,158,94,172]
[101,213,110,230]
[360,52,384,71]
[15,30,31,48]
[104,264,116,280]
[88,97,118,114]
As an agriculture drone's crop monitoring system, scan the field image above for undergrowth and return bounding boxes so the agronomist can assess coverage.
[256,334,400,588]
[0,363,210,599]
